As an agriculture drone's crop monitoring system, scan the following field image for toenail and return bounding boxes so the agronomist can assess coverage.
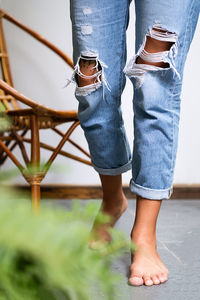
[128,277,143,286]
[145,280,153,286]
[154,278,160,284]
[160,276,167,283]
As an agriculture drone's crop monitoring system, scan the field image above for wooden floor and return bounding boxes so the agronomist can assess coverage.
[10,184,200,199]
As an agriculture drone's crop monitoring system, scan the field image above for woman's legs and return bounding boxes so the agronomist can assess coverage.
[124,0,200,286]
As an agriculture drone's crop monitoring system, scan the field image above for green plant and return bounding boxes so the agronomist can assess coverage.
[0,186,133,300]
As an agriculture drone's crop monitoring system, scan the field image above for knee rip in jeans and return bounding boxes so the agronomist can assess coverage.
[66,50,111,99]
[123,23,181,88]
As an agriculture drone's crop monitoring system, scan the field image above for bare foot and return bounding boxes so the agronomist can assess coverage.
[89,192,128,247]
[128,233,169,286]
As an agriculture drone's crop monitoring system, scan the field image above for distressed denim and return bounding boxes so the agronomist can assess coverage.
[68,0,200,200]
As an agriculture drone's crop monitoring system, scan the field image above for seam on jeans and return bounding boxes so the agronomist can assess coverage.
[119,1,130,103]
[117,1,131,163]
[121,123,131,163]
[169,0,195,186]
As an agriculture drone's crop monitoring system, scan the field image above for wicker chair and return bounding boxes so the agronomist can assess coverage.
[0,9,92,210]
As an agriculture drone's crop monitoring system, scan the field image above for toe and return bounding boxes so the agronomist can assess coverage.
[159,272,168,283]
[128,276,144,286]
[152,275,160,285]
[143,276,154,286]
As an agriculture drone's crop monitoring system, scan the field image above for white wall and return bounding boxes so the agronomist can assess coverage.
[1,0,200,185]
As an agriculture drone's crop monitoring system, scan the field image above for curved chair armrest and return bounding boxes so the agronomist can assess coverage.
[0,9,74,69]
[0,79,78,119]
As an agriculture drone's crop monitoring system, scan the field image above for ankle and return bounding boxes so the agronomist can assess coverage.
[102,191,127,207]
[100,194,127,223]
[103,196,127,213]
[131,229,157,248]
[103,189,125,200]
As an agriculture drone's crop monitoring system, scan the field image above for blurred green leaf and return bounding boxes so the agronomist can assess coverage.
[0,188,133,300]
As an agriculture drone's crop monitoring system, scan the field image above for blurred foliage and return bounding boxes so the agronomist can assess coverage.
[0,184,134,300]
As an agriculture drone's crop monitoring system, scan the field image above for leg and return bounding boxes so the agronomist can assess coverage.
[69,0,132,243]
[91,174,127,243]
[69,0,132,176]
[128,26,175,286]
[125,0,200,198]
[124,0,200,286]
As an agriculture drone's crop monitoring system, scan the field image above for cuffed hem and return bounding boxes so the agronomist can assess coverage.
[92,159,132,175]
[129,178,173,200]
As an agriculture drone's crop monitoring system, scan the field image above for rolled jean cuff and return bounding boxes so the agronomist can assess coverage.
[92,159,132,175]
[129,178,173,200]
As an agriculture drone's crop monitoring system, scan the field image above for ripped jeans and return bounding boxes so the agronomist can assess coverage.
[68,0,200,200]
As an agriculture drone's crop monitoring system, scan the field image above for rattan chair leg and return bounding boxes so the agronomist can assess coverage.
[30,114,40,211]
[31,183,40,213]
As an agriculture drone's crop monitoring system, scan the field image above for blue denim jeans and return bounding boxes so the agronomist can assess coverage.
[68,0,200,200]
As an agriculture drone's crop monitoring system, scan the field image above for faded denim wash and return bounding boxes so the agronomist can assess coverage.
[67,0,200,200]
